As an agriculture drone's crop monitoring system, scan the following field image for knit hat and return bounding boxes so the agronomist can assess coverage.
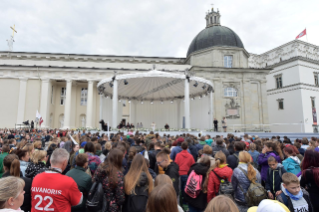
[247,200,289,212]
[81,141,87,148]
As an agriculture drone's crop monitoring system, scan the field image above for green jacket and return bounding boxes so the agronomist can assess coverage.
[0,152,9,178]
[66,166,92,211]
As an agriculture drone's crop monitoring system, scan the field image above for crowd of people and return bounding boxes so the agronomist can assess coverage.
[0,128,318,212]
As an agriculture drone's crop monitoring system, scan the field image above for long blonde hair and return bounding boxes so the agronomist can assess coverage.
[203,151,226,193]
[0,177,25,209]
[239,151,257,183]
[124,154,153,195]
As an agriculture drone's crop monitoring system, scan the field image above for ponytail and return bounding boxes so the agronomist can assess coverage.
[239,151,257,183]
[203,151,226,193]
[10,159,20,177]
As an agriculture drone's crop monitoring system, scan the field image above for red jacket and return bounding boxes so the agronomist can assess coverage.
[207,166,233,202]
[175,150,195,175]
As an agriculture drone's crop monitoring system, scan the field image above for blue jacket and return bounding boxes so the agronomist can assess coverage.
[248,150,260,165]
[231,163,261,203]
[282,157,301,175]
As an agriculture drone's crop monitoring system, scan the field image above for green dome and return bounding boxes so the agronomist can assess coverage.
[187,25,244,57]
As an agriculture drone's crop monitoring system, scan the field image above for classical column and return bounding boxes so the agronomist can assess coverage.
[177,100,181,128]
[112,80,118,129]
[39,79,51,128]
[210,90,214,129]
[63,79,72,129]
[16,78,28,124]
[99,94,103,124]
[86,80,94,128]
[184,79,190,129]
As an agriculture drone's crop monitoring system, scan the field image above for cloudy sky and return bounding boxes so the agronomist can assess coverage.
[0,0,318,57]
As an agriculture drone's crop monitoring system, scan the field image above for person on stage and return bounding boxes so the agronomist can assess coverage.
[151,122,156,131]
[213,118,218,132]
[165,123,170,130]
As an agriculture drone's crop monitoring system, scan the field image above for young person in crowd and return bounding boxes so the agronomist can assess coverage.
[277,173,313,212]
[227,141,245,170]
[94,149,125,212]
[175,142,195,207]
[2,154,32,212]
[0,145,10,177]
[265,156,287,200]
[0,177,25,212]
[84,142,101,176]
[184,155,211,212]
[25,150,47,179]
[282,146,301,175]
[198,145,215,166]
[300,138,310,150]
[16,149,30,177]
[212,138,229,157]
[66,153,92,212]
[248,143,260,167]
[232,151,261,209]
[258,141,282,183]
[300,150,319,211]
[146,183,181,212]
[204,151,233,202]
[123,154,154,212]
[204,195,239,212]
[156,148,180,196]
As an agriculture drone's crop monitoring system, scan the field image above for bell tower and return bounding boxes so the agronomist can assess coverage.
[205,7,221,28]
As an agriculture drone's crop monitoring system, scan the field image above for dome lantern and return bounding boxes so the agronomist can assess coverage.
[205,7,221,28]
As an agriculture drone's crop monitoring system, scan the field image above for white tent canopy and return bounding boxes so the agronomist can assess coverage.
[97,68,214,129]
[97,69,214,101]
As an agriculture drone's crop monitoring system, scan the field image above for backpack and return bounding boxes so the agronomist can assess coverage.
[211,170,234,199]
[238,167,267,207]
[124,187,149,212]
[184,170,203,198]
[86,178,107,212]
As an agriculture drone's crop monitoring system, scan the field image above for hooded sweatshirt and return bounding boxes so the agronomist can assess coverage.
[184,163,210,210]
[265,163,287,194]
[283,156,301,175]
[205,139,213,146]
[175,150,195,175]
[258,151,281,181]
[19,160,30,177]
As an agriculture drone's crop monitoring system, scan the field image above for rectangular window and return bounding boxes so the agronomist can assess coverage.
[80,88,88,106]
[276,76,282,89]
[315,74,319,86]
[51,86,53,104]
[60,87,66,105]
[214,16,217,23]
[278,100,284,110]
[224,56,233,68]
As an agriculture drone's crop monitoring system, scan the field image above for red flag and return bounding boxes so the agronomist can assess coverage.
[296,29,306,39]
[39,117,43,126]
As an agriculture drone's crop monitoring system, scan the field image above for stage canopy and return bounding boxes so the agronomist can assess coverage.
[97,67,214,129]
[97,69,214,102]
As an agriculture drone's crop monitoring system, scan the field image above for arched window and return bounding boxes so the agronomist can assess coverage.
[224,87,237,97]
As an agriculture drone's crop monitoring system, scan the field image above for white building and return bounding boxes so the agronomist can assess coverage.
[0,8,318,132]
[249,40,319,133]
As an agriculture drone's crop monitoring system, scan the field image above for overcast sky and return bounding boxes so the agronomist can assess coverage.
[0,0,318,57]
